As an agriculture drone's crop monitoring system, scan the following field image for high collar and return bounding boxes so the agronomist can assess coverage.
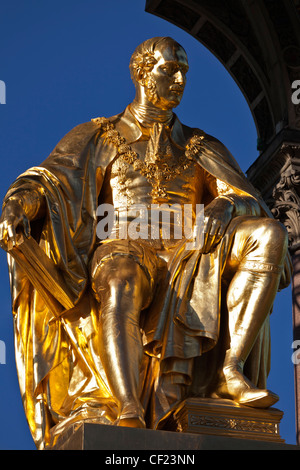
[113,105,187,149]
[129,101,173,128]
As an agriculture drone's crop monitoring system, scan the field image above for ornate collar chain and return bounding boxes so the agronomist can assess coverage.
[92,116,204,202]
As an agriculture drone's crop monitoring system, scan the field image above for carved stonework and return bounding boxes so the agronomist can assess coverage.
[189,414,277,436]
[271,149,300,252]
[166,398,284,443]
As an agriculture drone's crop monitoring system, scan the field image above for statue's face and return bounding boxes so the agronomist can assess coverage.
[145,41,189,110]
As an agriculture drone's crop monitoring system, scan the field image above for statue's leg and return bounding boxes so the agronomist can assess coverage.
[92,253,154,428]
[217,217,288,408]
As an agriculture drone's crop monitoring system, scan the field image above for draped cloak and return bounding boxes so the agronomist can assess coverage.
[3,107,291,448]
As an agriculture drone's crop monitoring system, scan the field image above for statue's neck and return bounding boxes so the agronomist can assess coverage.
[129,99,173,128]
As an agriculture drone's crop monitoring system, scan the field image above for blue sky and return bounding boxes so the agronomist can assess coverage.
[0,0,296,449]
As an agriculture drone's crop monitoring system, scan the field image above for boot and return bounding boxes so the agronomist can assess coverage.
[99,297,146,427]
[216,352,279,408]
[95,258,150,428]
[215,266,282,408]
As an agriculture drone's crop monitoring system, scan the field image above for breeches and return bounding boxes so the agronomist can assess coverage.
[90,216,288,308]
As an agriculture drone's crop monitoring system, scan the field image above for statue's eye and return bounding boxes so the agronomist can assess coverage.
[160,64,174,75]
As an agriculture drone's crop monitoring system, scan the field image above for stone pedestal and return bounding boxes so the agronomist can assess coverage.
[49,423,297,451]
[49,398,299,450]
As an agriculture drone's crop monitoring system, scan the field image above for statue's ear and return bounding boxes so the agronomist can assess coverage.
[131,52,156,88]
[132,65,149,88]
[134,67,147,86]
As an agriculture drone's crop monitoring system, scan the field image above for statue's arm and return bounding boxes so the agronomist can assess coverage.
[0,188,45,250]
[204,171,262,217]
[201,171,261,253]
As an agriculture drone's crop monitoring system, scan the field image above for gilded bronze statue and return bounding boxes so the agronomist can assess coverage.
[0,37,291,449]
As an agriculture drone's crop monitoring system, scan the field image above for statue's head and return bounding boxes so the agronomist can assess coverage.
[129,37,189,110]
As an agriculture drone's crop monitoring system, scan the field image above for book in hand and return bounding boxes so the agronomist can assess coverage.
[7,232,75,317]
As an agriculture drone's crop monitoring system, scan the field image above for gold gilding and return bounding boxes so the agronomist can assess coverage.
[0,37,291,449]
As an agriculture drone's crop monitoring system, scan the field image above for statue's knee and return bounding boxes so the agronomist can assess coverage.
[92,256,148,301]
[263,219,288,250]
[253,219,288,263]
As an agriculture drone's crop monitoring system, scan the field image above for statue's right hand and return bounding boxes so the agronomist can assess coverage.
[0,199,31,250]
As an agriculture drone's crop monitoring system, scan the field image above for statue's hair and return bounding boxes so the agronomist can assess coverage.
[129,37,180,85]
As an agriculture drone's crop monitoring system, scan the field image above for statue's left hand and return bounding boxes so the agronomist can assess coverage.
[201,197,234,253]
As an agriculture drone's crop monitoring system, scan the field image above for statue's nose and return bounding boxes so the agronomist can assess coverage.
[174,70,185,85]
